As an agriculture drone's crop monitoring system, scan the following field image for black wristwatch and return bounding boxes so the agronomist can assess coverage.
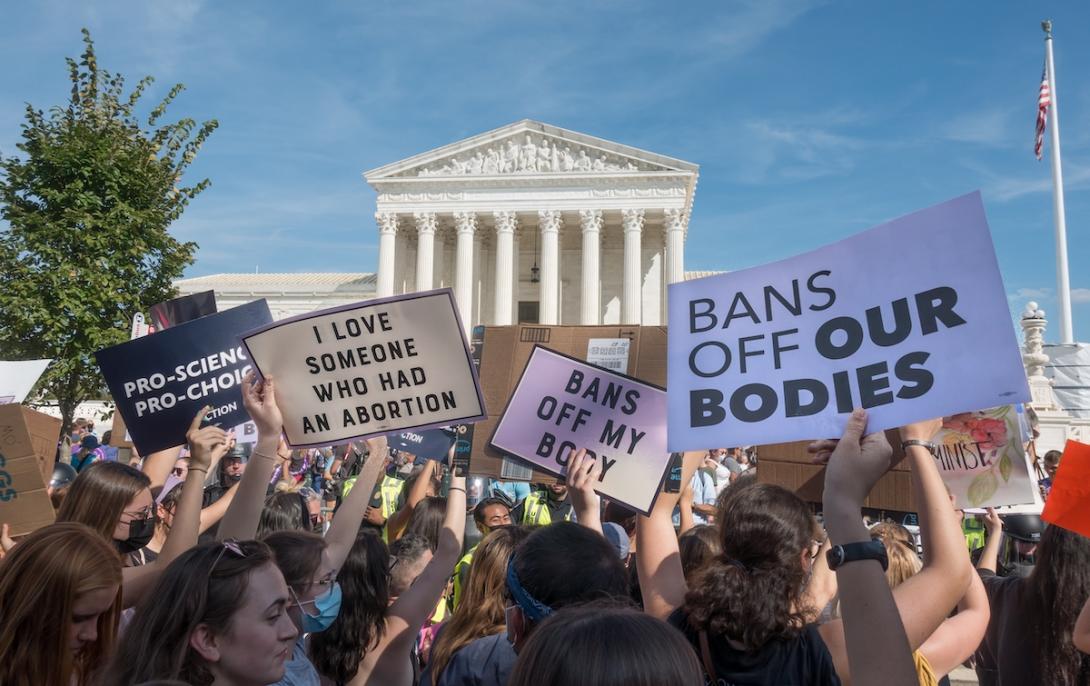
[827,540,888,571]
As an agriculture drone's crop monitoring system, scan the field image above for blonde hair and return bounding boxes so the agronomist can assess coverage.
[429,526,530,681]
[57,461,151,542]
[0,522,122,686]
[870,523,921,588]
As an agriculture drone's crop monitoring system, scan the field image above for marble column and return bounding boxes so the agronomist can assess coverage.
[663,208,686,285]
[453,212,477,329]
[622,209,645,324]
[413,212,438,292]
[539,210,562,325]
[376,212,398,297]
[493,211,517,325]
[579,209,603,325]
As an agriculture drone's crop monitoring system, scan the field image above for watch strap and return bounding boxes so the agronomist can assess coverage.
[901,439,937,455]
[827,540,888,571]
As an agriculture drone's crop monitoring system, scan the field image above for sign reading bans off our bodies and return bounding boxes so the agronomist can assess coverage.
[242,289,485,448]
[667,192,1031,451]
[491,347,669,515]
[96,300,273,454]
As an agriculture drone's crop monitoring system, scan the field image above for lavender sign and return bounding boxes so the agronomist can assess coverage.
[490,346,669,514]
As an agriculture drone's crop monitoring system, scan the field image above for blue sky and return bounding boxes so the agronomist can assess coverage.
[2,1,1088,342]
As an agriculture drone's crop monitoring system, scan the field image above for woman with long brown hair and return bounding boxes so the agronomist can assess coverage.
[57,408,228,606]
[424,525,531,685]
[101,538,298,686]
[0,522,123,686]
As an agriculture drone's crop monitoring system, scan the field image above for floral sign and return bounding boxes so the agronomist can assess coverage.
[932,405,1038,508]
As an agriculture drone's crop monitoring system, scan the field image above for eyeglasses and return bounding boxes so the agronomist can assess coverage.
[289,573,337,608]
[122,506,153,522]
[210,539,246,576]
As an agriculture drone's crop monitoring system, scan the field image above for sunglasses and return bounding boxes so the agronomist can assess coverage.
[209,540,246,576]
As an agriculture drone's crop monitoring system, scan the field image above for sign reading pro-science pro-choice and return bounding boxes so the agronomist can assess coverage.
[667,192,1030,451]
[96,300,273,454]
[241,289,485,448]
[490,346,669,515]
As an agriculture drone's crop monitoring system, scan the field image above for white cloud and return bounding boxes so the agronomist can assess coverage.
[942,108,1014,146]
[1072,288,1090,304]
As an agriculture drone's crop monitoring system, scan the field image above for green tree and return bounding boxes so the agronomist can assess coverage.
[0,29,217,436]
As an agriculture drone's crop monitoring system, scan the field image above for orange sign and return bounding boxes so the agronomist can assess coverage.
[1041,440,1090,539]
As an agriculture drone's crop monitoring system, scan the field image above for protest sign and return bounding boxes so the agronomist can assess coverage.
[932,406,1037,509]
[96,300,273,454]
[0,404,61,536]
[490,346,669,514]
[241,289,485,448]
[149,290,217,330]
[231,420,259,446]
[388,428,456,461]
[1041,440,1090,539]
[0,359,51,404]
[667,192,1029,451]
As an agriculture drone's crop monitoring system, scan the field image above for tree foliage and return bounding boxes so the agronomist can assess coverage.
[0,29,217,433]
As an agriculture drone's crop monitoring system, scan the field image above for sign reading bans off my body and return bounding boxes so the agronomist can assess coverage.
[241,289,485,448]
[667,192,1031,451]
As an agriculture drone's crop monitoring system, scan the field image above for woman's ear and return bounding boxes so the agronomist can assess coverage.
[189,624,222,663]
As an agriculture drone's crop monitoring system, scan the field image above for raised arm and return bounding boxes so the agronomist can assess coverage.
[360,474,467,686]
[141,445,184,490]
[122,408,227,607]
[566,448,603,535]
[217,371,282,540]
[976,507,1002,574]
[678,477,695,536]
[324,436,387,572]
[385,458,437,541]
[816,409,917,686]
[1076,595,1090,654]
[636,451,702,621]
[197,481,240,534]
[919,565,990,678]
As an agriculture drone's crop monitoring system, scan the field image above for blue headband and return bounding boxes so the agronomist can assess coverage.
[506,556,552,623]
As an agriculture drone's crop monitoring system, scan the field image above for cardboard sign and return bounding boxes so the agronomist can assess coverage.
[587,338,631,372]
[757,430,916,511]
[241,289,485,448]
[1041,440,1090,539]
[469,325,666,483]
[667,192,1029,451]
[932,406,1037,509]
[149,290,218,330]
[96,300,273,454]
[490,346,669,514]
[0,404,61,536]
[0,360,52,404]
[388,428,456,461]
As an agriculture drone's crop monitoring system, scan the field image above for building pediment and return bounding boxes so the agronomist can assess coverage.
[364,120,698,182]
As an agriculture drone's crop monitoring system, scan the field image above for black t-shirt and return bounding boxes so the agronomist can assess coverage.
[973,570,1034,686]
[668,608,841,686]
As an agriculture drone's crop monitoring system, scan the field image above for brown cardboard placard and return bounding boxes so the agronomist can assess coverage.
[109,411,133,448]
[470,325,667,482]
[0,404,61,536]
[756,429,916,511]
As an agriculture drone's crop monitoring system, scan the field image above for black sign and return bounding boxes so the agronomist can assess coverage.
[149,290,218,330]
[96,300,272,454]
[387,428,456,462]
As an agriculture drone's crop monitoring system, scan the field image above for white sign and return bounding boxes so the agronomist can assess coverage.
[242,289,486,448]
[587,338,631,373]
[0,360,52,404]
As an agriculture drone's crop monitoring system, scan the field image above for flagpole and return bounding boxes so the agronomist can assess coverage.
[1043,19,1074,344]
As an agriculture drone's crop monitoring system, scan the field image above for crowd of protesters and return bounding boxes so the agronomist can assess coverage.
[1,372,1088,686]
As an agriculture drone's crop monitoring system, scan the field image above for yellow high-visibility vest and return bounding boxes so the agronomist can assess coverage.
[451,547,475,611]
[520,492,571,527]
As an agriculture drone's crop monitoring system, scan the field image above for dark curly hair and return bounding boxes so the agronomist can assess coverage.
[308,529,390,684]
[1024,525,1090,685]
[683,482,812,651]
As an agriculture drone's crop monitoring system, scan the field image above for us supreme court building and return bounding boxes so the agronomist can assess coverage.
[177,120,716,325]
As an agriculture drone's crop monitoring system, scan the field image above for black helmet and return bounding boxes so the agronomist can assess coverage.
[49,462,78,490]
[1001,514,1045,543]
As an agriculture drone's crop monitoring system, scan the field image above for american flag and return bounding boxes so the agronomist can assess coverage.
[1036,65,1051,160]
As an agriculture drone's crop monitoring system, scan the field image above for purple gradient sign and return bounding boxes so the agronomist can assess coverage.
[490,347,669,515]
[667,192,1030,451]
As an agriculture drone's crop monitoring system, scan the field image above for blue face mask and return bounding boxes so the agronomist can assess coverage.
[297,582,342,633]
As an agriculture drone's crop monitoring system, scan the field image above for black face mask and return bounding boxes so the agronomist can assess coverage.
[115,515,156,555]
[223,471,242,486]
